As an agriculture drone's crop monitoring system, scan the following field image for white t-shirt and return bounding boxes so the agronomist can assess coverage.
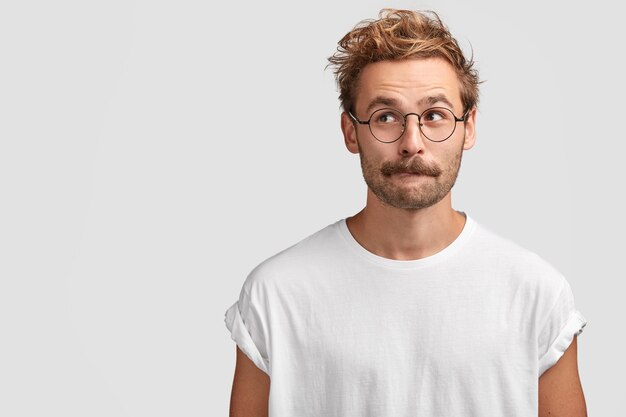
[224,212,587,416]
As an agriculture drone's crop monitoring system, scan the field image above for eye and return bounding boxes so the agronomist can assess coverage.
[373,109,402,124]
[422,110,444,122]
[378,112,397,123]
[423,109,446,122]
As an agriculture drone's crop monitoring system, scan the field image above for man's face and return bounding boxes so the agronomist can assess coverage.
[341,57,476,210]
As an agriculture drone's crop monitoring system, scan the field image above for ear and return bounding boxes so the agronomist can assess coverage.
[462,107,477,150]
[340,111,360,154]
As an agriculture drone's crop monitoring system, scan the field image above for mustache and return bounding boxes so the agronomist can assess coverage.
[380,158,441,176]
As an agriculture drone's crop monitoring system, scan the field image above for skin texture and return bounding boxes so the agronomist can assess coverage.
[229,346,270,417]
[539,336,588,416]
[228,56,586,415]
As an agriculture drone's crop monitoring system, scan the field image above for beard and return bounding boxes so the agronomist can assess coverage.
[356,136,464,210]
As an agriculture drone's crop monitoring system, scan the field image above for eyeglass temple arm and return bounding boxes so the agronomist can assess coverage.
[456,108,471,122]
[347,111,369,125]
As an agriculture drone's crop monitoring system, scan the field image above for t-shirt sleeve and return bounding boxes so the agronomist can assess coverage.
[224,284,271,376]
[537,277,587,377]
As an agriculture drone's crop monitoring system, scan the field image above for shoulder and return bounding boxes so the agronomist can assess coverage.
[241,219,342,294]
[472,221,566,294]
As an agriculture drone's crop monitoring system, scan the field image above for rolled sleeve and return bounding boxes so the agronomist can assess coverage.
[224,299,270,376]
[537,278,587,377]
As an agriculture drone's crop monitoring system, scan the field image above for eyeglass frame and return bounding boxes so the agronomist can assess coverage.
[347,106,470,143]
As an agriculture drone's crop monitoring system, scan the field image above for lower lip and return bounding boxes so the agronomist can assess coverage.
[395,173,426,178]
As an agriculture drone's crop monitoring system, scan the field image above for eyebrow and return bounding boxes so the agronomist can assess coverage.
[417,94,455,110]
[365,96,401,114]
[364,94,456,115]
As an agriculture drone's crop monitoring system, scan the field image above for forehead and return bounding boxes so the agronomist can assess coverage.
[354,57,463,113]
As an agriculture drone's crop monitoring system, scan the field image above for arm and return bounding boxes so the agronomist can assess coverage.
[229,346,271,417]
[538,335,587,417]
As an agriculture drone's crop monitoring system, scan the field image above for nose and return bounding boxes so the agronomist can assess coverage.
[398,113,426,156]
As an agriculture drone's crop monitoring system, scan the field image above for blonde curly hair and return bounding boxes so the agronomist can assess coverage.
[327,9,482,115]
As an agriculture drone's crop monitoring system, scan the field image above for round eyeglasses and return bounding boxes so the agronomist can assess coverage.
[348,107,469,143]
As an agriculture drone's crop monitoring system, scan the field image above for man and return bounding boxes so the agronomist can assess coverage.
[224,9,588,417]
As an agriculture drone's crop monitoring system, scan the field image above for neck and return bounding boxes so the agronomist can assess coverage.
[345,189,466,261]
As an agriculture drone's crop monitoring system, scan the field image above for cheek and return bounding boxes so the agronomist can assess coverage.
[442,146,464,168]
[360,145,389,168]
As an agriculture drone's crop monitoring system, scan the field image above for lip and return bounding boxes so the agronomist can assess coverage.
[394,172,426,177]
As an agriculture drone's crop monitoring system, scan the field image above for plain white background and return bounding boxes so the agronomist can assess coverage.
[0,0,623,415]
